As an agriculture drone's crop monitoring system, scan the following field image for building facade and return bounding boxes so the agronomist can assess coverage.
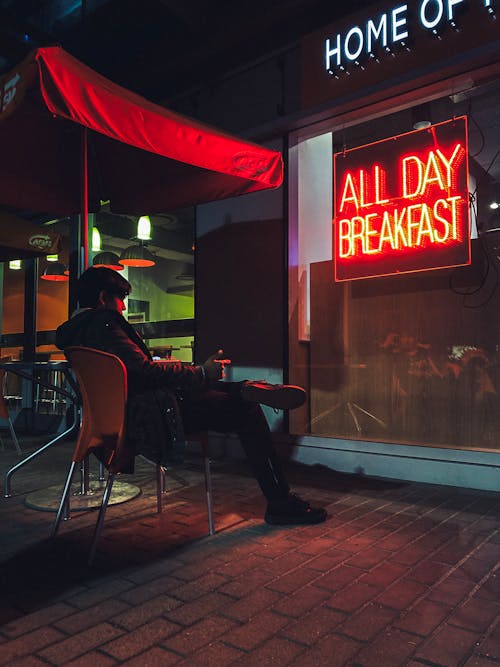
[177,0,500,490]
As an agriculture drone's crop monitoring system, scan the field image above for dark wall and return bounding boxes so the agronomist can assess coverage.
[195,218,284,369]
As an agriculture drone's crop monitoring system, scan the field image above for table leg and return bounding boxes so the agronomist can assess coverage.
[4,403,79,498]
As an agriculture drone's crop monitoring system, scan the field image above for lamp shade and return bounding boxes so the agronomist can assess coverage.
[92,251,124,271]
[137,215,152,240]
[119,244,155,267]
[41,261,69,281]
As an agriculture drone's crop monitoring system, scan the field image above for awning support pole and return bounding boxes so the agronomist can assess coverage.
[81,125,89,271]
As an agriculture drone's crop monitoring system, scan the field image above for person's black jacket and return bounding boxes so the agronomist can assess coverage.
[56,308,205,470]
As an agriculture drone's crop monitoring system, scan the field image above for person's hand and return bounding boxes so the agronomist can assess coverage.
[203,349,225,381]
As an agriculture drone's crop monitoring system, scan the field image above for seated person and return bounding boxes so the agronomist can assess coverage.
[56,267,326,525]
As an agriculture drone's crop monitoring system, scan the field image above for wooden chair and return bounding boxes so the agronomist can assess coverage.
[53,346,214,565]
[0,368,21,454]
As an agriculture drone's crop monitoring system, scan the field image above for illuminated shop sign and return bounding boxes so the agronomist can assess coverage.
[325,0,495,76]
[333,116,470,281]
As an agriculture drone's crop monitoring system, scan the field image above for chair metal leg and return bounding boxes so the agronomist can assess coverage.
[53,460,76,536]
[156,465,166,513]
[200,436,215,535]
[7,418,21,454]
[88,473,115,566]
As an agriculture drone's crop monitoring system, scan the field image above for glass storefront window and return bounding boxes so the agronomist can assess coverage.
[92,207,195,362]
[289,78,500,451]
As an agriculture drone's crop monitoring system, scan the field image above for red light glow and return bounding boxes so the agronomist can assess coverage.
[334,117,470,281]
[118,258,155,267]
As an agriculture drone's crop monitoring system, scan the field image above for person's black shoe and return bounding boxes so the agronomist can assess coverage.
[241,381,306,410]
[265,493,327,525]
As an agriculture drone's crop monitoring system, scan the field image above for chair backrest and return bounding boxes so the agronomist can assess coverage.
[65,347,128,470]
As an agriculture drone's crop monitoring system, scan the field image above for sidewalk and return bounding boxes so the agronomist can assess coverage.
[1,437,499,666]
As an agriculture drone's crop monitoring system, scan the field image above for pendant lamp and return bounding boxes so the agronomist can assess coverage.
[92,251,124,271]
[119,242,155,267]
[92,227,102,251]
[137,215,152,240]
[41,261,69,281]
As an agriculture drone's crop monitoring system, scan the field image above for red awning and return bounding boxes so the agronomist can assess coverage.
[0,47,283,214]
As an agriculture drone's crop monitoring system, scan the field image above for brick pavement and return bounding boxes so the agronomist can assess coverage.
[0,438,499,666]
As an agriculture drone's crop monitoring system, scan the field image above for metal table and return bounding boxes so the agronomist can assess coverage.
[2,360,80,498]
[2,360,140,511]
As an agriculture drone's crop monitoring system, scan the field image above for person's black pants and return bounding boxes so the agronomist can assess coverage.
[179,382,289,503]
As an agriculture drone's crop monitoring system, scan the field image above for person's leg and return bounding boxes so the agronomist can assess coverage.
[180,387,289,502]
[180,385,327,524]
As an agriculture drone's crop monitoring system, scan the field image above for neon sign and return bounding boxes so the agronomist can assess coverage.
[334,116,470,281]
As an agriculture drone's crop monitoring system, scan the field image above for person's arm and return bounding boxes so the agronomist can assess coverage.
[102,314,205,392]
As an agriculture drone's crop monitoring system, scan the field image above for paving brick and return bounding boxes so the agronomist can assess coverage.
[345,546,392,570]
[280,606,345,645]
[222,588,283,622]
[111,594,182,630]
[166,592,232,626]
[448,596,500,632]
[475,573,500,601]
[37,623,123,665]
[223,610,289,650]
[463,656,500,667]
[313,564,365,592]
[0,627,66,664]
[337,602,398,641]
[176,641,243,666]
[68,578,135,609]
[266,565,319,593]
[218,568,274,598]
[272,584,331,617]
[119,646,180,666]
[325,581,380,612]
[233,637,305,666]
[63,650,118,666]
[390,543,432,566]
[474,620,500,660]
[394,599,451,635]
[117,575,182,605]
[376,577,428,610]
[296,537,339,555]
[427,575,475,605]
[54,599,131,634]
[170,572,229,601]
[2,602,76,638]
[355,627,421,666]
[342,533,380,553]
[7,656,54,667]
[408,560,451,585]
[173,556,226,582]
[162,614,238,656]
[359,561,409,588]
[304,549,348,572]
[261,551,311,576]
[218,553,269,577]
[123,559,184,584]
[289,633,362,666]
[415,623,480,665]
[456,557,497,583]
[100,617,181,661]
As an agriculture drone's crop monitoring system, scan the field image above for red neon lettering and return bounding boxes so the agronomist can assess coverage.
[339,165,389,211]
[334,117,470,280]
[337,196,464,258]
[402,143,464,198]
